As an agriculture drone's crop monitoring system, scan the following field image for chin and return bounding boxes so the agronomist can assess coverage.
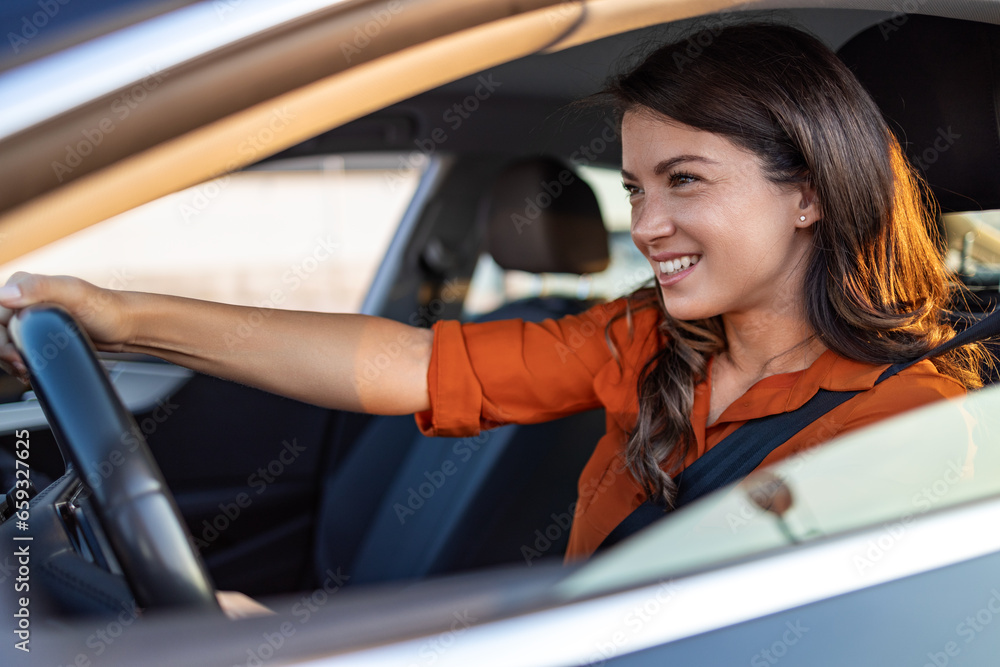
[659,294,718,323]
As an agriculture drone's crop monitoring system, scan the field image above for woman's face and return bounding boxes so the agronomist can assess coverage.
[622,110,818,324]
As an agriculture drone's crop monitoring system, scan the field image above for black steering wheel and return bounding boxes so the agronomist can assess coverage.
[11,304,218,611]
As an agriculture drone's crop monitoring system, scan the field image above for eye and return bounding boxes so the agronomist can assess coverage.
[669,171,698,186]
[622,181,642,198]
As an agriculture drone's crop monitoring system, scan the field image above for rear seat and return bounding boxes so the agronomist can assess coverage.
[313,157,612,585]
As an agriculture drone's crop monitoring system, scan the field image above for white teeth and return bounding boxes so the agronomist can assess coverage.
[658,255,700,276]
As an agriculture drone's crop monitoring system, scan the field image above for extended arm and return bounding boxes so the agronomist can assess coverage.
[0,273,432,415]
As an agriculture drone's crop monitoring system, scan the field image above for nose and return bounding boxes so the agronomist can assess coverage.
[630,193,676,251]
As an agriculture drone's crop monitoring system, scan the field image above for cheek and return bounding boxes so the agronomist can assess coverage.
[685,202,738,252]
[713,194,792,253]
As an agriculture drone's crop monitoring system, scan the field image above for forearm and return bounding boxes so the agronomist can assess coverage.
[119,291,432,414]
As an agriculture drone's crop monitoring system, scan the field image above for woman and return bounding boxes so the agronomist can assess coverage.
[0,23,981,562]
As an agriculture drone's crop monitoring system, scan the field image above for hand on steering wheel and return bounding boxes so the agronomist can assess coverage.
[0,273,133,383]
[9,303,218,611]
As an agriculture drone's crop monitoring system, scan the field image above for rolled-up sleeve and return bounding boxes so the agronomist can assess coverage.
[415,301,627,437]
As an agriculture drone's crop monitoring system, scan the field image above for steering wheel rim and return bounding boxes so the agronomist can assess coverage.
[11,304,218,611]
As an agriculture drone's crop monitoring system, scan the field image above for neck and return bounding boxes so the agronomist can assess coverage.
[719,304,826,380]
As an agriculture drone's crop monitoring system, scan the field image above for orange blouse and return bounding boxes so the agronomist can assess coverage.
[414,298,966,560]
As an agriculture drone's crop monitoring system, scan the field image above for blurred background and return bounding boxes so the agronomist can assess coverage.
[0,154,653,316]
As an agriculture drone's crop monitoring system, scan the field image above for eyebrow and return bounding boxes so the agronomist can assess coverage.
[621,155,720,181]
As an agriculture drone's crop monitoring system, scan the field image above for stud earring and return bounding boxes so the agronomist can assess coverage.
[799,215,807,222]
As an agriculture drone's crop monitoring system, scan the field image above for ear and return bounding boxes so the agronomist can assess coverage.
[793,178,821,229]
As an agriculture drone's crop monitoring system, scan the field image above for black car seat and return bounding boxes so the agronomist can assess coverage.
[837,14,1000,383]
[312,157,611,585]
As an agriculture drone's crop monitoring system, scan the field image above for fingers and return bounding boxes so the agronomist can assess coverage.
[0,314,27,381]
[215,591,274,619]
[0,273,92,312]
[0,356,28,386]
[0,343,26,374]
[0,345,28,384]
[0,273,126,351]
[0,272,43,310]
[0,273,51,382]
[0,286,21,313]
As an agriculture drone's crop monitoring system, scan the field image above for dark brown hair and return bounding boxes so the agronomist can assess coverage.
[600,22,984,505]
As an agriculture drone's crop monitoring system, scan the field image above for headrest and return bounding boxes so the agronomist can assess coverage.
[484,157,609,274]
[838,15,1000,213]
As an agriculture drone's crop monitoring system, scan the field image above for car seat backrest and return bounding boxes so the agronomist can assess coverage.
[839,15,1000,383]
[838,15,1000,214]
[485,156,609,274]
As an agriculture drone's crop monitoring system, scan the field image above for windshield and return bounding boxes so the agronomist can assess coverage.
[561,383,1000,599]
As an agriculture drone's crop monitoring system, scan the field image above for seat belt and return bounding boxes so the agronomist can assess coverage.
[598,308,1000,551]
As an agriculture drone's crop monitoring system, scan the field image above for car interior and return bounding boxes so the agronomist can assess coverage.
[2,4,1000,656]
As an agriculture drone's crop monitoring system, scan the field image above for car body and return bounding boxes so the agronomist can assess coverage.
[2,1,1000,665]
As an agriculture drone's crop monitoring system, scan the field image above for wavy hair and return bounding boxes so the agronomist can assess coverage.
[600,22,984,505]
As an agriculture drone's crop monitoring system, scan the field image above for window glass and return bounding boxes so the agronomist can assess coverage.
[563,384,1000,599]
[461,165,653,318]
[0,154,424,314]
[943,211,1000,274]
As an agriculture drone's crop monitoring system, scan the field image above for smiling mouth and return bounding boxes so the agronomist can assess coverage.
[658,255,700,277]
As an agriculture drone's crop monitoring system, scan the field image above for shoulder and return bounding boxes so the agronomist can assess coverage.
[840,359,966,432]
[879,359,967,400]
